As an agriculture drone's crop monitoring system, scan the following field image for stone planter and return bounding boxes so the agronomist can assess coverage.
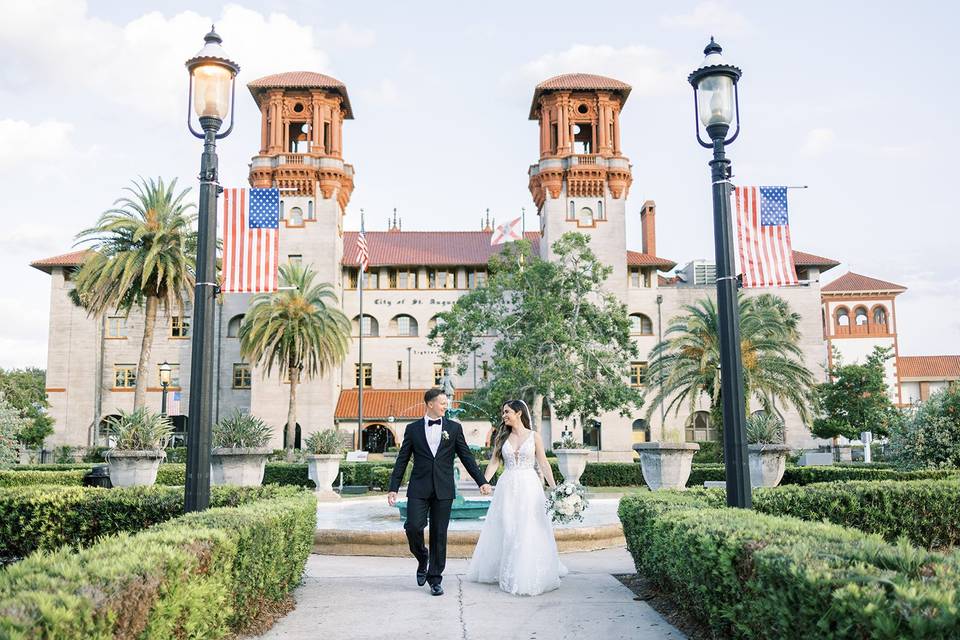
[748,444,791,488]
[105,449,166,487]
[554,449,591,485]
[633,442,700,490]
[307,454,343,501]
[211,447,272,487]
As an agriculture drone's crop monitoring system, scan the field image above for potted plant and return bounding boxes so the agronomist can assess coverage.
[746,412,791,488]
[210,410,274,486]
[305,428,346,500]
[552,434,592,485]
[104,408,172,487]
[632,425,699,490]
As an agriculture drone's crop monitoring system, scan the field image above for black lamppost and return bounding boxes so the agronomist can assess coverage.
[159,361,172,416]
[688,38,752,509]
[183,26,239,513]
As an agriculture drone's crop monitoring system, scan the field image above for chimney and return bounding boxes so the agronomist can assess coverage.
[640,200,656,256]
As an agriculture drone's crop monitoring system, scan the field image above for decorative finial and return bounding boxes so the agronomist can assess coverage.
[205,24,222,45]
[704,36,722,56]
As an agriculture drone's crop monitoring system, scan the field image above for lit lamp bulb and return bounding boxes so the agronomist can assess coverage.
[192,63,233,120]
[697,74,734,128]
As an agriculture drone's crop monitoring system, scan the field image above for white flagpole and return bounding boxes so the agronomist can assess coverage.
[357,208,365,451]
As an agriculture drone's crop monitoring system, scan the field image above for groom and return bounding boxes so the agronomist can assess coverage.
[387,388,492,596]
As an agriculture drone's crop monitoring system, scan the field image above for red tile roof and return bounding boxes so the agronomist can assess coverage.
[335,389,472,420]
[29,249,92,273]
[247,71,353,118]
[793,250,840,269]
[898,355,960,379]
[530,73,631,119]
[821,272,907,294]
[627,250,676,269]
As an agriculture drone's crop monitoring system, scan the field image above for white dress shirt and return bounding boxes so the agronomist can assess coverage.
[424,414,442,456]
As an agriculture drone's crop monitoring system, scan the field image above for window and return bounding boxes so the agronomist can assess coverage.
[113,365,137,389]
[395,314,418,337]
[307,200,314,220]
[629,362,648,387]
[232,363,251,389]
[577,207,594,226]
[549,123,558,154]
[685,411,717,442]
[428,269,454,289]
[157,363,181,388]
[573,123,593,154]
[568,201,575,220]
[583,419,601,449]
[362,270,379,289]
[854,306,869,326]
[171,316,190,338]
[227,314,244,338]
[630,313,654,335]
[323,122,331,154]
[873,306,888,330]
[389,268,418,289]
[288,207,304,226]
[106,316,127,338]
[632,418,650,444]
[396,360,403,381]
[279,200,285,220]
[355,315,379,337]
[644,271,652,288]
[428,315,443,332]
[836,307,850,327]
[355,363,372,388]
[482,360,489,380]
[468,270,487,289]
[345,268,359,289]
[288,254,303,265]
[597,201,603,220]
[433,364,445,386]
[629,268,642,288]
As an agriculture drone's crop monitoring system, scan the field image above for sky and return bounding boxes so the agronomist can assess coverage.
[1,0,957,369]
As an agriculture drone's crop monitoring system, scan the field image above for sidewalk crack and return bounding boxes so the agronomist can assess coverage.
[457,575,468,640]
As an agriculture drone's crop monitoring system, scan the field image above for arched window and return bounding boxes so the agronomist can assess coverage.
[854,306,868,326]
[288,207,304,226]
[632,418,650,444]
[568,201,575,220]
[393,314,419,337]
[578,207,594,226]
[353,314,379,337]
[629,313,654,335]
[685,411,717,442]
[362,424,397,454]
[307,200,315,220]
[835,307,850,327]
[227,314,244,338]
[872,306,888,331]
[597,201,604,220]
[427,315,444,332]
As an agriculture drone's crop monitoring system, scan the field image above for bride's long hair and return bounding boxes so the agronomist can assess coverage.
[492,399,533,461]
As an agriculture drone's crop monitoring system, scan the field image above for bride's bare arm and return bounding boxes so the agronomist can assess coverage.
[483,449,500,483]
[533,433,557,488]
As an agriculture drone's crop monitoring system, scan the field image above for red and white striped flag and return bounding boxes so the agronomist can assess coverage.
[356,228,369,273]
[734,186,798,288]
[221,188,280,293]
[490,216,523,246]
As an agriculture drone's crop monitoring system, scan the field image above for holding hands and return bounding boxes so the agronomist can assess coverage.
[480,484,493,496]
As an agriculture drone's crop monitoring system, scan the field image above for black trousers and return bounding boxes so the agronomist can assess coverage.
[404,495,453,586]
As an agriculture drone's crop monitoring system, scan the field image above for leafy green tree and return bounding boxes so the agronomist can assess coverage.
[812,346,899,441]
[0,368,54,448]
[644,294,814,436]
[429,233,643,435]
[240,263,351,450]
[889,384,960,469]
[0,396,23,465]
[73,177,198,409]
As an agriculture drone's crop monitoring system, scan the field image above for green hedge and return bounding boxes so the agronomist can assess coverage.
[781,466,960,485]
[0,484,307,559]
[0,487,315,638]
[0,470,88,487]
[618,491,960,638]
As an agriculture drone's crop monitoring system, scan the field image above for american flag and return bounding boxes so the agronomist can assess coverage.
[168,391,181,415]
[734,186,798,288]
[490,216,523,246]
[221,188,280,293]
[356,227,369,273]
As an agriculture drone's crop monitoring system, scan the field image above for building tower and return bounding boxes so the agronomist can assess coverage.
[528,74,633,292]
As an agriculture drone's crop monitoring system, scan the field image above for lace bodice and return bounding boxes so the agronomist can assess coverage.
[502,434,536,471]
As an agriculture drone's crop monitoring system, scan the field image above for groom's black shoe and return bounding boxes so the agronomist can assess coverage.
[416,563,428,587]
[430,583,444,596]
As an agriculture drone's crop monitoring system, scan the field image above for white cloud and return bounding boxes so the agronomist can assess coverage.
[319,22,377,48]
[361,79,401,106]
[660,2,752,36]
[0,120,76,167]
[0,2,338,121]
[0,223,73,254]
[801,127,835,156]
[508,44,687,97]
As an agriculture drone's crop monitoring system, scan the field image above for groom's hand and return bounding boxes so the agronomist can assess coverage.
[387,492,398,506]
[479,484,492,496]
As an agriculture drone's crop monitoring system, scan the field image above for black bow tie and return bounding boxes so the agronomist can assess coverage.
[427,419,442,426]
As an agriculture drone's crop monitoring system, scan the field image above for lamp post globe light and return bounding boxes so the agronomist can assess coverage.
[688,38,752,509]
[159,361,172,416]
[183,26,239,513]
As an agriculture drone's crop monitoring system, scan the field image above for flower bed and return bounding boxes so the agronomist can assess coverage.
[618,490,960,638]
[0,487,315,637]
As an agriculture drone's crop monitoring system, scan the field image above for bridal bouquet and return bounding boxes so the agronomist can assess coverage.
[547,482,588,524]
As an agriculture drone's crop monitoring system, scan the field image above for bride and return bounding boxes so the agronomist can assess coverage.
[466,399,568,596]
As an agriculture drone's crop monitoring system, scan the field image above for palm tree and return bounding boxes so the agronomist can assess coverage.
[73,177,197,410]
[239,263,351,450]
[644,294,814,436]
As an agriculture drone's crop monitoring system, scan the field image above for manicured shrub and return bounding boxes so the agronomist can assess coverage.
[164,446,188,463]
[156,463,186,485]
[889,385,960,470]
[0,488,315,638]
[687,463,725,486]
[576,462,645,486]
[619,491,960,639]
[692,441,722,463]
[263,462,314,488]
[0,469,86,487]
[781,466,960,485]
[371,466,392,490]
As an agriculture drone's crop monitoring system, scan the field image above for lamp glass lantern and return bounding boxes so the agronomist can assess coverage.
[159,361,172,387]
[688,37,742,146]
[185,26,240,137]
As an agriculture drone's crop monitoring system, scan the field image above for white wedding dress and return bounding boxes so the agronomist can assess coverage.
[466,434,568,595]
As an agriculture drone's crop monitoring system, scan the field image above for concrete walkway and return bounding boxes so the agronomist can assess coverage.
[254,547,685,640]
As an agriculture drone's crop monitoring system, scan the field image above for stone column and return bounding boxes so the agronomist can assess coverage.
[260,102,268,153]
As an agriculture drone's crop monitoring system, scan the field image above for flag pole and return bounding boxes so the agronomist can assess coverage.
[357,208,365,452]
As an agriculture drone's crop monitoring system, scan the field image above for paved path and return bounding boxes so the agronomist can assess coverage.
[255,547,685,640]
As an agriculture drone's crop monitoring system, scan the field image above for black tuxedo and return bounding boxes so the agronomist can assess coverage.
[388,417,487,586]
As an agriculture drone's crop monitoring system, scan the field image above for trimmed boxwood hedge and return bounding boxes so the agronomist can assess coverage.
[618,490,960,639]
[0,487,315,638]
[0,469,88,487]
[0,484,304,559]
